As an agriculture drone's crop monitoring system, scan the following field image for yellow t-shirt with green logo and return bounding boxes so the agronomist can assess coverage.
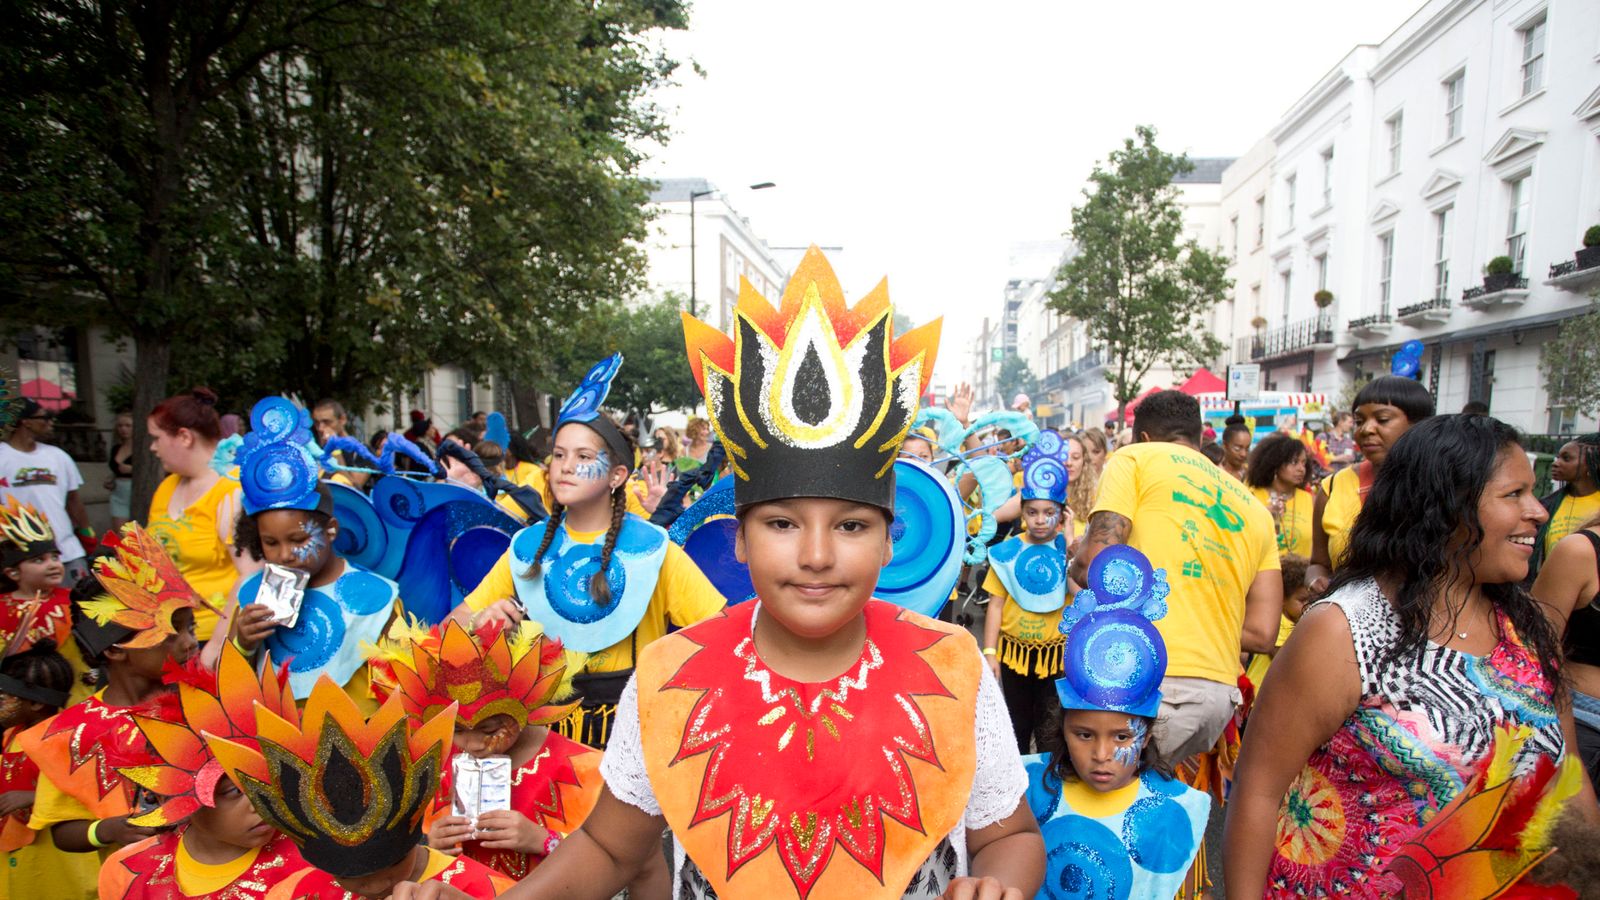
[1091,442,1280,685]
[1546,491,1600,557]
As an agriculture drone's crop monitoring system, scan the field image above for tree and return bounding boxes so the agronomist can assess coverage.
[0,0,684,515]
[1540,293,1600,420]
[533,294,704,418]
[995,353,1038,407]
[1048,126,1231,421]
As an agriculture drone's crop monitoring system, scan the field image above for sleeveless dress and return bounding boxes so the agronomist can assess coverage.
[1267,578,1565,896]
[148,474,241,640]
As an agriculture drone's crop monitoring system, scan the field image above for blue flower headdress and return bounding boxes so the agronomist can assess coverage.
[1055,545,1171,719]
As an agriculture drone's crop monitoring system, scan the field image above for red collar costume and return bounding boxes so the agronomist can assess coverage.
[100,829,308,900]
[0,500,71,654]
[371,618,601,880]
[0,726,39,852]
[637,247,983,898]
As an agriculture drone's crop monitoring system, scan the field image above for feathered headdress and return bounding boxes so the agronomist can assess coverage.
[83,523,211,649]
[1020,429,1070,506]
[368,619,580,730]
[682,246,941,512]
[118,643,294,826]
[1055,545,1171,718]
[204,676,456,878]
[0,497,56,568]
[554,353,633,477]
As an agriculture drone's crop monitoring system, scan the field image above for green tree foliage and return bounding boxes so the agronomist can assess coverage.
[0,0,683,511]
[995,353,1038,407]
[1048,126,1231,419]
[537,294,704,417]
[1540,293,1600,419]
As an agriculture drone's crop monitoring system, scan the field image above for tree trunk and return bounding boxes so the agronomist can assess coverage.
[129,332,172,526]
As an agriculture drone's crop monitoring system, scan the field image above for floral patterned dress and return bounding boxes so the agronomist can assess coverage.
[1267,579,1564,897]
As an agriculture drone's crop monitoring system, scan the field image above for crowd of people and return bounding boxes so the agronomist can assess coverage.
[0,247,1598,899]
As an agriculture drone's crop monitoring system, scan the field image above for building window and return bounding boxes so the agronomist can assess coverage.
[1320,148,1334,207]
[1285,174,1297,226]
[1315,254,1328,293]
[1250,284,1261,319]
[1520,16,1546,97]
[1280,270,1293,323]
[1433,206,1452,302]
[1443,72,1464,141]
[1378,232,1395,315]
[1254,196,1265,246]
[1385,113,1403,175]
[1230,215,1239,256]
[1506,175,1529,274]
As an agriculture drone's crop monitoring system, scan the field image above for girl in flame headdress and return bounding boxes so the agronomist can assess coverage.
[372,620,663,888]
[20,523,202,856]
[451,354,724,750]
[981,429,1078,755]
[397,248,1044,900]
[99,644,316,899]
[202,674,511,899]
[0,499,93,704]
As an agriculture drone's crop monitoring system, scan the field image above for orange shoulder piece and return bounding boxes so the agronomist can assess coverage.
[17,699,142,818]
[637,600,980,900]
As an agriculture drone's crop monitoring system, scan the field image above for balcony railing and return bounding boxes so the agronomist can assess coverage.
[1347,312,1392,332]
[1237,312,1334,362]
[1462,276,1527,302]
[1552,260,1578,279]
[1396,295,1451,323]
[1042,350,1104,391]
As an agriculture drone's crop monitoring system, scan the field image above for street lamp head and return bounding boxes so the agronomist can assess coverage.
[749,182,776,190]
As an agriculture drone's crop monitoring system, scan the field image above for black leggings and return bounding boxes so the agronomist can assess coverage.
[1000,663,1057,755]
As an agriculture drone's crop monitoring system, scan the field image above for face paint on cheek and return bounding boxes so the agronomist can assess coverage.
[292,520,327,564]
[1112,717,1148,768]
[574,451,610,482]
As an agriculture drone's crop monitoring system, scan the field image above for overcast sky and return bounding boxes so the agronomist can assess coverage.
[641,0,1419,386]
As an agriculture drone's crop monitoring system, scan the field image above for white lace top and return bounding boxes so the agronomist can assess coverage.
[600,611,1026,899]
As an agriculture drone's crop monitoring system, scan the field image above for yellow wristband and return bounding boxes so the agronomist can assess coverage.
[982,647,997,657]
[231,637,252,655]
[86,819,107,849]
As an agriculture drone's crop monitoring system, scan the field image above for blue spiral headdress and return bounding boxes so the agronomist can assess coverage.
[1020,429,1069,506]
[1055,545,1171,718]
[1391,339,1424,379]
[237,397,323,515]
[554,353,632,474]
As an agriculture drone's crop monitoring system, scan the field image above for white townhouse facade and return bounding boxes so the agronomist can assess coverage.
[641,179,789,332]
[1342,0,1600,432]
[1217,137,1277,373]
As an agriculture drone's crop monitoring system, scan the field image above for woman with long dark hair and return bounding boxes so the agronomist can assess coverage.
[1306,375,1434,593]
[1244,434,1312,557]
[1225,415,1597,897]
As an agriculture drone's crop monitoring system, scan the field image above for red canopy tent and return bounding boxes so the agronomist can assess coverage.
[1120,385,1166,424]
[1178,368,1226,395]
[20,378,76,412]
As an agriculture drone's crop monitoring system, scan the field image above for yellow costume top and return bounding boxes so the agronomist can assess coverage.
[1319,462,1374,571]
[147,473,241,640]
[1546,491,1600,557]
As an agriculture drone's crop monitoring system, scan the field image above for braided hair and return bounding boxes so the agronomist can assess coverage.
[524,426,636,607]
[1,638,73,712]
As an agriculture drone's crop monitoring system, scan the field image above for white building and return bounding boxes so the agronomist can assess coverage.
[641,179,788,331]
[1342,0,1599,432]
[1217,136,1277,370]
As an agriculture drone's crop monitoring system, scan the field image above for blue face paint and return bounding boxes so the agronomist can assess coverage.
[1112,717,1148,768]
[573,450,610,482]
[292,519,327,566]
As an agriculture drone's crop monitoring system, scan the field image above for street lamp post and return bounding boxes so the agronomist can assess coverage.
[688,182,775,320]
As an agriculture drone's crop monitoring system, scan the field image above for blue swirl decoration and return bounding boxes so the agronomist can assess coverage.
[557,353,623,426]
[878,458,962,617]
[267,589,345,673]
[1122,794,1197,874]
[328,482,387,572]
[1062,545,1170,634]
[669,477,757,604]
[1015,542,1066,596]
[546,544,628,624]
[237,397,321,514]
[1041,815,1132,900]
[1059,609,1166,717]
[1391,339,1424,378]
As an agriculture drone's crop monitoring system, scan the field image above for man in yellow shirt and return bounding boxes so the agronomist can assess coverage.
[1070,390,1281,769]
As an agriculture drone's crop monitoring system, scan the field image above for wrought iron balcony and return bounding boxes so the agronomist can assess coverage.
[1396,295,1451,325]
[1462,275,1529,310]
[1042,350,1105,391]
[1347,312,1393,335]
[1239,312,1334,362]
[1552,260,1578,279]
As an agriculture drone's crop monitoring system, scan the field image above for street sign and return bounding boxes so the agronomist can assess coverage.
[1227,364,1262,403]
[990,347,1005,362]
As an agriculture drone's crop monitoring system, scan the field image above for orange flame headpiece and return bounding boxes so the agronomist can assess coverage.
[118,642,294,826]
[83,523,208,649]
[369,619,579,730]
[682,246,940,511]
[0,497,55,568]
[204,675,456,878]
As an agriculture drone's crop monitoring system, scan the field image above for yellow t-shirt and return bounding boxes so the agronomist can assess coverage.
[1091,442,1279,685]
[1249,486,1314,559]
[1244,614,1296,693]
[1546,492,1600,556]
[982,559,1066,679]
[1320,465,1366,571]
[176,834,261,895]
[147,473,241,640]
[2,734,97,900]
[464,525,725,673]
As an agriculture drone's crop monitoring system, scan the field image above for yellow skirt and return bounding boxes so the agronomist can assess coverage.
[1,825,98,900]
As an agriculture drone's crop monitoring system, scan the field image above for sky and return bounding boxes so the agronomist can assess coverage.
[639,0,1422,385]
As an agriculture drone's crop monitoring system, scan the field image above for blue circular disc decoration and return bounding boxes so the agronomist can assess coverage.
[1122,795,1196,874]
[1034,429,1064,458]
[328,482,387,572]
[878,458,962,618]
[1016,543,1066,595]
[238,443,320,514]
[250,397,306,442]
[683,517,756,604]
[268,590,345,673]
[1041,815,1133,900]
[335,569,396,616]
[1087,545,1154,608]
[1063,609,1166,716]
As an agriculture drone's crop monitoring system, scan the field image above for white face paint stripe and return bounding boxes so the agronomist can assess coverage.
[574,450,610,481]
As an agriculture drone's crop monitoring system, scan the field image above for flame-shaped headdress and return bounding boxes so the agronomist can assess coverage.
[368,619,581,729]
[204,675,456,878]
[682,246,941,511]
[118,643,294,826]
[0,497,56,568]
[82,523,209,649]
